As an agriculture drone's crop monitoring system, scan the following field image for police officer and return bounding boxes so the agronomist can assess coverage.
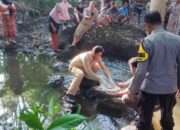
[125,11,180,130]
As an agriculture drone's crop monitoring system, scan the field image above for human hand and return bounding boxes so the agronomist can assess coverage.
[117,82,127,88]
[98,25,102,28]
[7,5,11,10]
[121,88,134,102]
[98,77,102,82]
[176,89,180,98]
[52,26,56,33]
[77,19,80,23]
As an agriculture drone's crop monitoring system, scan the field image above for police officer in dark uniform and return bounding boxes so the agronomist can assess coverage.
[125,11,180,130]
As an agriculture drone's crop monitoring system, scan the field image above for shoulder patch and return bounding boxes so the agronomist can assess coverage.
[137,39,149,62]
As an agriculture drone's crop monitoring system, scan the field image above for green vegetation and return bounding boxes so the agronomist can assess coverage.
[0,52,87,129]
[19,95,86,130]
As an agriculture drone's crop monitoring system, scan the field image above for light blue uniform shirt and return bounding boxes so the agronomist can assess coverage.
[130,27,180,94]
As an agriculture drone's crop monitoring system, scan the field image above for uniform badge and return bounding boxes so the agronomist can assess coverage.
[137,39,149,62]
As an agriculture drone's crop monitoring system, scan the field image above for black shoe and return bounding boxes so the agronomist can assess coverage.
[63,94,77,113]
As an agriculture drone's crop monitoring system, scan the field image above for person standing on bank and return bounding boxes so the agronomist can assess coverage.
[63,45,112,113]
[0,0,16,45]
[123,11,180,130]
[70,1,99,47]
[166,0,180,35]
[49,2,62,52]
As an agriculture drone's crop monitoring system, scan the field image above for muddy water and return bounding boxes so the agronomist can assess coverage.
[0,50,134,130]
[0,50,179,130]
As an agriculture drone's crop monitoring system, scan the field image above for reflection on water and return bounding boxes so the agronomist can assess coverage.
[0,51,140,129]
[6,52,23,95]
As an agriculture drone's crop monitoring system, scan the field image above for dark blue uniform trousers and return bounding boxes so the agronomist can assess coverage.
[136,91,176,130]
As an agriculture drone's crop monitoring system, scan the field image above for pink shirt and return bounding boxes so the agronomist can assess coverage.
[49,2,72,23]
[59,2,72,21]
[49,3,62,24]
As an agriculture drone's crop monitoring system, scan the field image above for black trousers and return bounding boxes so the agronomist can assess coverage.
[137,91,176,130]
[48,16,60,34]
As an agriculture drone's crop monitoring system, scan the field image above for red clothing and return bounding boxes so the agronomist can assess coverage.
[2,14,16,37]
[0,1,16,37]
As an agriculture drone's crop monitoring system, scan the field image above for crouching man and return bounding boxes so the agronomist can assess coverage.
[63,45,112,113]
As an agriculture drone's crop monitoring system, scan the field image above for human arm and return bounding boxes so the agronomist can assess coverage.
[50,22,56,32]
[129,61,148,94]
[107,88,130,97]
[129,39,151,94]
[68,3,73,9]
[94,9,99,25]
[98,58,112,80]
[56,3,63,19]
[117,77,134,88]
[177,53,180,98]
[177,66,180,97]
[74,9,80,23]
[9,3,16,11]
[167,2,175,13]
[117,82,128,88]
[105,15,112,22]
[83,8,91,19]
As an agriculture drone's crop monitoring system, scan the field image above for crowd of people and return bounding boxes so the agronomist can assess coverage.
[0,0,179,50]
[1,0,180,130]
[64,11,180,130]
[47,0,180,51]
[48,0,148,51]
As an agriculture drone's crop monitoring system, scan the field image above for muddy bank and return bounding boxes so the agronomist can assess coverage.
[1,15,145,60]
[58,23,145,60]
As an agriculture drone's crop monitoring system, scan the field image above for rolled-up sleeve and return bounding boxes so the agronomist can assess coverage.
[129,61,149,94]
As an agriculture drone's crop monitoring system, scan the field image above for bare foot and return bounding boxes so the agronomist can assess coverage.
[10,40,16,44]
[4,40,11,45]
[68,44,76,48]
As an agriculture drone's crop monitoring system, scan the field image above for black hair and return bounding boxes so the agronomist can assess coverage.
[92,45,104,54]
[128,57,138,68]
[122,0,129,5]
[132,61,138,68]
[144,11,162,25]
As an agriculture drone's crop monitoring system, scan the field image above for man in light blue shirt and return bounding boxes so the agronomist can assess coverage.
[119,1,129,23]
[119,2,128,16]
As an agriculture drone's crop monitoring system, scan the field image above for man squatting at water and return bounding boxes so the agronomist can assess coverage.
[63,45,113,113]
